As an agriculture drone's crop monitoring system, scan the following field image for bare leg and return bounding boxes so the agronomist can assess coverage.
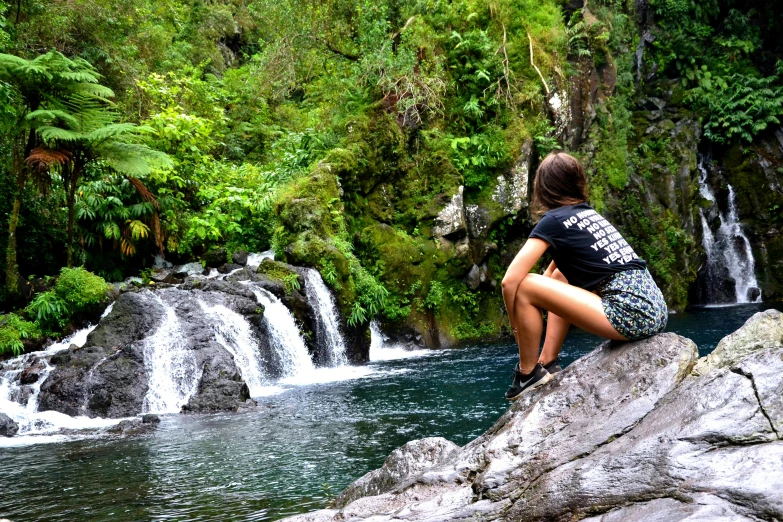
[540,269,570,366]
[514,274,625,373]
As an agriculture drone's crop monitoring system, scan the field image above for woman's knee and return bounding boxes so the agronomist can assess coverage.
[515,274,545,301]
[551,269,568,283]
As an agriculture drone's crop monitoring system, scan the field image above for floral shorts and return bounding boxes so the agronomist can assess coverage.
[595,269,668,341]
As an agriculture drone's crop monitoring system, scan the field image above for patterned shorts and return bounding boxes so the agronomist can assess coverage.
[595,269,668,341]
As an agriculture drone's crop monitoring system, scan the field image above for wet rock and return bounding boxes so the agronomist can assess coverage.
[173,262,205,277]
[107,417,158,436]
[142,413,160,424]
[234,399,258,413]
[149,268,174,284]
[282,330,783,521]
[40,286,264,418]
[693,309,783,376]
[0,413,19,437]
[19,359,46,385]
[232,249,249,266]
[218,263,243,274]
[201,248,227,268]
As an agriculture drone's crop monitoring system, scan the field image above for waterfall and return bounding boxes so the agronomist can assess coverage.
[369,321,431,362]
[0,304,122,439]
[303,269,348,366]
[697,159,761,304]
[141,294,201,414]
[246,250,275,271]
[197,298,270,396]
[244,283,314,378]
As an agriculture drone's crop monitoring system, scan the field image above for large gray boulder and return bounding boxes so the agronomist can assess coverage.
[282,318,783,522]
[692,308,783,376]
[39,283,266,418]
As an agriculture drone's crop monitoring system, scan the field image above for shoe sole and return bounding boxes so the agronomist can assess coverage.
[505,372,553,401]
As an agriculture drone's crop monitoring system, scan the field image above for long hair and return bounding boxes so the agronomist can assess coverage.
[532,152,588,216]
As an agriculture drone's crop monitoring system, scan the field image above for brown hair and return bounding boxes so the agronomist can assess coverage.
[532,151,588,216]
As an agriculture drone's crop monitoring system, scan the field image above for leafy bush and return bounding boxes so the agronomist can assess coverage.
[54,267,111,311]
[0,314,41,356]
[26,267,109,333]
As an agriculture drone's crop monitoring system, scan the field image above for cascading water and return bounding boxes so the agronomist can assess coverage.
[141,294,201,414]
[697,158,761,304]
[0,304,122,442]
[369,321,430,362]
[244,283,314,378]
[303,269,348,366]
[246,250,275,271]
[197,298,270,396]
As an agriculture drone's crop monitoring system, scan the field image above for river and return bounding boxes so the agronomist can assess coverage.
[0,302,779,521]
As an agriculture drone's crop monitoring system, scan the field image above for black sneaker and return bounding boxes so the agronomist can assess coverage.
[543,359,562,374]
[505,363,552,401]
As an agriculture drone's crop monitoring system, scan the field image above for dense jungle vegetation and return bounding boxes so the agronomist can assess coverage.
[0,0,781,354]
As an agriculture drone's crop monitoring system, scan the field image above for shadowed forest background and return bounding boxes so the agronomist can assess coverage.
[0,0,782,354]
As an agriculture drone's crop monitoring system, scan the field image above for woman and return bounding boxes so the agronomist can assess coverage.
[501,152,668,400]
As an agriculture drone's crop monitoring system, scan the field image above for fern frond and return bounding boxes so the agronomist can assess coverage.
[25,147,72,170]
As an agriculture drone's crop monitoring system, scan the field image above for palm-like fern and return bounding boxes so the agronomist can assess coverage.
[27,87,172,265]
[0,50,114,292]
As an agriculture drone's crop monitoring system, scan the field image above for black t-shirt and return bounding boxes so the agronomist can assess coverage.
[528,203,647,290]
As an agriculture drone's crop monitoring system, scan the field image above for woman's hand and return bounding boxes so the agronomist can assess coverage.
[501,238,550,331]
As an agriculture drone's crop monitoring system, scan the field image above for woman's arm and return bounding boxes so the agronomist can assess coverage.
[501,238,550,332]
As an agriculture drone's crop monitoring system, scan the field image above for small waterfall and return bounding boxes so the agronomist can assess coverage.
[197,299,269,396]
[141,294,200,414]
[246,250,275,271]
[698,159,761,304]
[244,283,314,378]
[369,322,430,362]
[0,304,120,439]
[303,269,348,366]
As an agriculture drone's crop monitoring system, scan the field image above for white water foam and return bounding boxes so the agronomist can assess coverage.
[697,159,761,304]
[245,283,314,379]
[246,250,275,271]
[197,299,269,397]
[369,321,431,362]
[0,303,127,445]
[141,294,201,414]
[304,269,348,366]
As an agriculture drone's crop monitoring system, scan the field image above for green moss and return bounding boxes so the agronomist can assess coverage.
[619,193,695,310]
[256,260,302,294]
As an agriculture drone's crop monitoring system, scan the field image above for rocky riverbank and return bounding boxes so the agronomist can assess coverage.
[283,309,783,521]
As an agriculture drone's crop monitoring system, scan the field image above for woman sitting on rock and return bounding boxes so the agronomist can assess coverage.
[501,152,668,400]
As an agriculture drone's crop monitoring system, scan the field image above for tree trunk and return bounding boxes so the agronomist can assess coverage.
[5,138,26,296]
[65,162,83,268]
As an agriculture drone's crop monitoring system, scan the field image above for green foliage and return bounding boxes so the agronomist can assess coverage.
[54,267,110,311]
[26,290,70,330]
[423,281,445,311]
[0,313,41,356]
[26,267,109,332]
[690,74,783,144]
[282,273,302,294]
[320,260,338,286]
[449,128,509,190]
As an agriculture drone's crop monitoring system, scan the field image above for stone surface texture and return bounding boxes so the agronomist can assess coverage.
[692,308,783,375]
[282,313,783,522]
